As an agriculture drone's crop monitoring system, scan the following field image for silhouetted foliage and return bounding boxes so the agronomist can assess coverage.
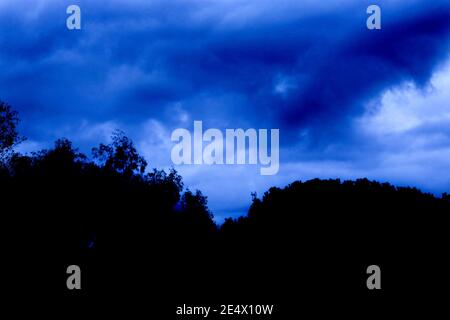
[2,102,449,312]
[180,189,217,238]
[0,101,24,164]
[92,130,147,176]
[147,167,184,207]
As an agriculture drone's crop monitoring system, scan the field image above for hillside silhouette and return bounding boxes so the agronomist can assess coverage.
[1,101,449,314]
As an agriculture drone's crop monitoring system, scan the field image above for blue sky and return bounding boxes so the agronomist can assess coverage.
[1,0,450,221]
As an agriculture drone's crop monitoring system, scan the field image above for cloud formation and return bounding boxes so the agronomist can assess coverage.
[1,0,450,220]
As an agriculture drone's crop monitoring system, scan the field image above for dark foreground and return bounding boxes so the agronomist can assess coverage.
[2,140,449,317]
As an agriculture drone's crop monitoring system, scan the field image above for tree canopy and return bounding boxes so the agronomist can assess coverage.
[0,101,24,163]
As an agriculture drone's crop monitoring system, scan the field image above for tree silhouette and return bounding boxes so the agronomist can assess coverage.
[1,101,449,312]
[0,101,24,164]
[92,130,147,176]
